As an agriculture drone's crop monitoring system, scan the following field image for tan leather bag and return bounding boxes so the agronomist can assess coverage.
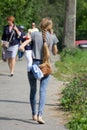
[39,62,52,76]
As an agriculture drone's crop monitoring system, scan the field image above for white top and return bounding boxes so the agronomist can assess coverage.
[28,28,39,34]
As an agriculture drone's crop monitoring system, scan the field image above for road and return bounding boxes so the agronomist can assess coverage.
[0,55,68,130]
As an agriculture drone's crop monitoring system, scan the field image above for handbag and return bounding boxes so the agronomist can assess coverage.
[39,62,52,76]
[1,30,14,48]
[2,49,7,62]
[1,41,9,48]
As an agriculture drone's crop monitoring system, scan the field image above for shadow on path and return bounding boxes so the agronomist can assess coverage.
[0,116,38,125]
[0,73,10,77]
[0,99,58,107]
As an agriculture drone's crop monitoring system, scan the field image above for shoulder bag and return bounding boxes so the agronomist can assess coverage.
[1,30,14,48]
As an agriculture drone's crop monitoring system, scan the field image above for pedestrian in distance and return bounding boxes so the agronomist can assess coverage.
[19,32,33,72]
[19,22,39,72]
[28,22,39,34]
[1,16,21,76]
[17,25,25,60]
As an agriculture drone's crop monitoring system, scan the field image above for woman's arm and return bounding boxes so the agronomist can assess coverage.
[19,38,31,52]
[52,44,58,55]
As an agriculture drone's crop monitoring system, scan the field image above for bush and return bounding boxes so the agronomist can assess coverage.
[60,74,87,130]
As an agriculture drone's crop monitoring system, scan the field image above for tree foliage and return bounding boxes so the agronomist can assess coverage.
[0,0,65,38]
[0,0,87,44]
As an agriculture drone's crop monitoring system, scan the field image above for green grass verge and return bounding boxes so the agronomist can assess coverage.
[54,48,87,130]
[53,48,87,81]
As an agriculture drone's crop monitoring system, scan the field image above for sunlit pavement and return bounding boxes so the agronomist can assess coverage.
[0,57,68,130]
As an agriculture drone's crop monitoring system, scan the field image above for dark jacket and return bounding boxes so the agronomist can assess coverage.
[2,25,20,46]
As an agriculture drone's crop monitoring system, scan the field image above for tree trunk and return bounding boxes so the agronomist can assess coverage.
[63,0,76,49]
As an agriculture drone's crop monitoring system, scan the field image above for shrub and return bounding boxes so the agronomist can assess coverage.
[60,74,87,130]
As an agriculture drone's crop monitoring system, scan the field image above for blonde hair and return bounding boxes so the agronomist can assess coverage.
[40,17,53,63]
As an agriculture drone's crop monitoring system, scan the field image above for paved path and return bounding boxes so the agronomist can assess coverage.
[0,55,68,130]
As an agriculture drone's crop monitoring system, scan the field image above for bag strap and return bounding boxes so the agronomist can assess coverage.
[9,30,14,42]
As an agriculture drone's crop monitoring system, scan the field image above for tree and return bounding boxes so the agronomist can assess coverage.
[63,0,76,48]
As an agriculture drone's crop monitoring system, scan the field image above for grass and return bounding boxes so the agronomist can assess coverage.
[53,48,87,130]
[53,48,87,81]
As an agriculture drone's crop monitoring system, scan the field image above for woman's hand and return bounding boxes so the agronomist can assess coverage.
[13,25,18,31]
[19,46,25,52]
[13,25,21,36]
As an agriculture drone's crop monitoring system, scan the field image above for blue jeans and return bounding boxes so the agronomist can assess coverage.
[18,50,24,59]
[27,60,50,116]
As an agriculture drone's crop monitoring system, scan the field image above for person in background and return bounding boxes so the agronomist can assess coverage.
[28,22,39,34]
[20,22,39,71]
[25,22,39,70]
[1,16,21,76]
[24,33,33,72]
[19,22,39,69]
[19,32,33,72]
[17,25,25,60]
[19,17,58,124]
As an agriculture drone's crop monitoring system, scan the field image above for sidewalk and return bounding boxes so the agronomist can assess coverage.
[0,56,68,130]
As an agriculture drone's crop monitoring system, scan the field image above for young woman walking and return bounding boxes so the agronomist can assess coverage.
[19,17,58,124]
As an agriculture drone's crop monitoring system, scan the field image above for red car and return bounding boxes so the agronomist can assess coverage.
[75,40,87,48]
